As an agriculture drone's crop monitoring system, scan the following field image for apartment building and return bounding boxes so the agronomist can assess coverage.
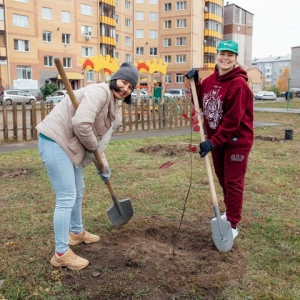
[0,0,103,93]
[0,0,227,93]
[115,0,224,89]
[252,55,291,89]
[223,2,253,68]
[290,46,300,90]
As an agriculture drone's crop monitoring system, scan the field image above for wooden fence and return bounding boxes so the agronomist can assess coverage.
[0,98,192,142]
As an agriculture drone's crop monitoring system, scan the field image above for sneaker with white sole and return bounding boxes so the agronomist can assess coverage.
[232,228,238,239]
[50,248,89,270]
[69,230,100,246]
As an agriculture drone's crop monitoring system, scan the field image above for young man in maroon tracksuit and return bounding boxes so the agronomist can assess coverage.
[185,40,254,240]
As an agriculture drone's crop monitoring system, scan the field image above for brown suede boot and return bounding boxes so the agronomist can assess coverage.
[50,248,89,270]
[69,230,100,246]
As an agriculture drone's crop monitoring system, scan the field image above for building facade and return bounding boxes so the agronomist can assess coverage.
[0,0,262,94]
[290,46,300,90]
[252,55,291,90]
[223,2,253,68]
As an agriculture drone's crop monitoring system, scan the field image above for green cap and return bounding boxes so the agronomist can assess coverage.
[217,40,238,54]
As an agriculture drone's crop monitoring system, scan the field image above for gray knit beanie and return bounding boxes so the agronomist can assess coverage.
[111,62,139,88]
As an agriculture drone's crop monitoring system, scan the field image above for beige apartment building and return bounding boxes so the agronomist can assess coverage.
[0,0,229,94]
[115,0,224,89]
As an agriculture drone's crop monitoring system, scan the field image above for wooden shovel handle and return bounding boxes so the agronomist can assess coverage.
[190,78,219,207]
[54,57,116,197]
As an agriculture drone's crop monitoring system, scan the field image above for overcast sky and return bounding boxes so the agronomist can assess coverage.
[226,0,300,59]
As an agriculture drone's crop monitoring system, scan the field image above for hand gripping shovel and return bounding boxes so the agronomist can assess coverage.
[190,78,233,252]
[54,57,133,226]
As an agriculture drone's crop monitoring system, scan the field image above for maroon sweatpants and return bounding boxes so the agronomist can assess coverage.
[211,148,250,228]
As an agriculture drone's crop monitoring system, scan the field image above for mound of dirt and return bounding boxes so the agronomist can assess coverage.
[136,144,194,157]
[61,216,245,299]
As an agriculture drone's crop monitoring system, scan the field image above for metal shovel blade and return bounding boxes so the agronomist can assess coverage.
[211,218,233,252]
[106,198,133,226]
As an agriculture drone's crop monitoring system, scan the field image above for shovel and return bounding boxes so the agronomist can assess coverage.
[54,57,133,226]
[190,78,233,252]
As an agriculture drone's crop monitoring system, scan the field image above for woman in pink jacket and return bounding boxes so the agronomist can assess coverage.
[185,40,254,241]
[36,62,139,270]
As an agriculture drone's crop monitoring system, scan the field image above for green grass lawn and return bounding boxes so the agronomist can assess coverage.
[1,107,300,299]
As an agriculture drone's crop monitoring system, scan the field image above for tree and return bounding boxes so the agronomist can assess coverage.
[277,67,290,92]
[40,83,58,97]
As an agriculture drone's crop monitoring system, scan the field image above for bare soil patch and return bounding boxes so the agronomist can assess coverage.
[60,144,245,299]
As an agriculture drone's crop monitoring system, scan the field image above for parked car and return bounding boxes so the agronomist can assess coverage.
[255,91,277,100]
[0,90,36,105]
[45,90,68,106]
[131,89,148,104]
[165,89,187,98]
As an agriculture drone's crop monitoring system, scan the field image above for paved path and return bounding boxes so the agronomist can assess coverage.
[0,107,297,153]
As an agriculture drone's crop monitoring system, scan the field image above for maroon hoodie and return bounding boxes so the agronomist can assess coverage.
[196,66,253,150]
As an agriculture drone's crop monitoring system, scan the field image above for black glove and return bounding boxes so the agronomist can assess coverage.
[199,140,214,158]
[185,69,199,83]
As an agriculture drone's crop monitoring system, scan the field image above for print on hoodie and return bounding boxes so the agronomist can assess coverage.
[203,86,223,130]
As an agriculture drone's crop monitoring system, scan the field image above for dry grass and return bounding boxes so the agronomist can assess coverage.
[1,104,300,299]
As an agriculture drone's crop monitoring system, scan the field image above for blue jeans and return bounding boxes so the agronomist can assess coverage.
[38,137,85,254]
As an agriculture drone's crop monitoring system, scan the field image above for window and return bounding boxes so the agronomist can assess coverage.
[163,38,171,47]
[14,0,28,2]
[62,34,71,44]
[13,14,29,27]
[116,34,119,43]
[150,47,157,55]
[81,4,92,15]
[125,0,131,10]
[176,54,186,63]
[115,15,119,25]
[125,54,131,62]
[150,0,158,3]
[164,3,171,12]
[136,47,144,55]
[136,0,144,2]
[165,74,171,83]
[176,73,185,83]
[150,30,158,39]
[43,31,52,42]
[176,54,186,64]
[149,12,158,21]
[176,37,186,46]
[125,36,131,46]
[61,11,71,23]
[136,12,144,20]
[116,0,119,5]
[44,56,54,67]
[0,8,3,21]
[17,66,32,79]
[176,19,186,28]
[42,7,52,20]
[87,70,93,82]
[176,1,186,10]
[164,20,171,29]
[135,29,144,38]
[63,57,72,68]
[164,55,171,63]
[14,39,29,51]
[125,18,131,27]
[82,47,93,57]
[81,26,93,37]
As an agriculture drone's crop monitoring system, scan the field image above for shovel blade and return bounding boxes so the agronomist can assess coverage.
[211,218,233,252]
[106,198,133,226]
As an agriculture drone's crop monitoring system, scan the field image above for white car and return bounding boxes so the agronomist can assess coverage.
[255,91,277,100]
[0,90,36,105]
[46,90,68,106]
